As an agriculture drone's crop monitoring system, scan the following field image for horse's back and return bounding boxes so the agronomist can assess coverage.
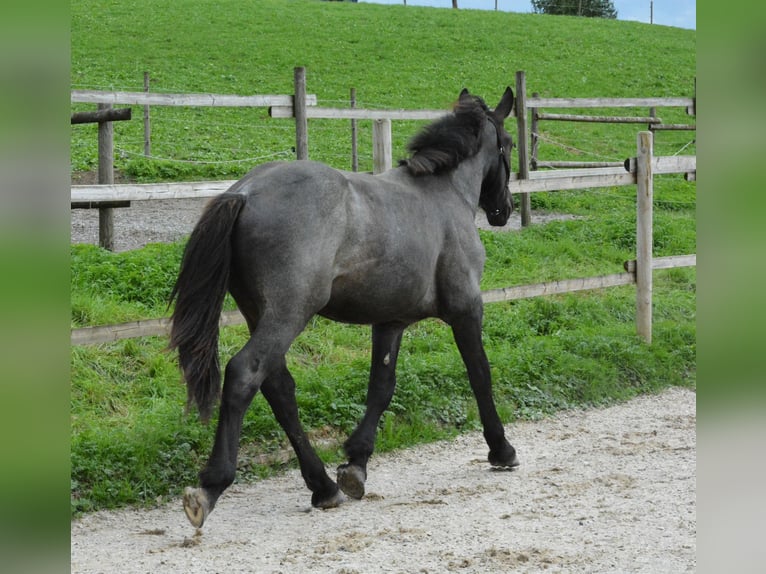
[226,160,482,325]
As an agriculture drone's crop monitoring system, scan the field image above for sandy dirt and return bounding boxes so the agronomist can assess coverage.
[71,387,696,573]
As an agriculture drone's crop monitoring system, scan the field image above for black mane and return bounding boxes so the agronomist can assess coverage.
[400,96,490,176]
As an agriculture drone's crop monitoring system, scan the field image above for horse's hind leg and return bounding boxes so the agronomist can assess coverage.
[337,322,405,499]
[181,336,261,527]
[450,308,519,469]
[261,363,343,509]
[183,314,321,527]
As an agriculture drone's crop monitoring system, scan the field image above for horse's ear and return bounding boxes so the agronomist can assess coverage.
[493,87,515,120]
[459,88,471,101]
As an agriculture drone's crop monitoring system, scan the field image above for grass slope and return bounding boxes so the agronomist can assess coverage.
[70,0,695,515]
[71,0,695,176]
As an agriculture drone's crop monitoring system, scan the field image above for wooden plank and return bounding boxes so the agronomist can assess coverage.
[527,97,694,109]
[623,254,696,273]
[74,271,636,345]
[294,67,309,160]
[71,180,237,203]
[71,107,132,124]
[71,310,245,346]
[481,273,636,304]
[71,154,694,204]
[530,92,539,169]
[71,317,172,345]
[269,106,447,120]
[525,166,629,179]
[269,99,694,119]
[372,119,392,174]
[654,155,696,174]
[71,254,697,345]
[507,170,635,193]
[652,254,696,270]
[71,90,317,108]
[650,123,696,131]
[143,72,152,156]
[515,71,532,227]
[624,155,696,175]
[536,112,661,124]
[97,104,115,251]
[71,201,131,209]
[74,168,633,202]
[635,132,653,344]
[536,161,625,169]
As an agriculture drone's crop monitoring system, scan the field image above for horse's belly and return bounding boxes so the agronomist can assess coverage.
[319,272,436,325]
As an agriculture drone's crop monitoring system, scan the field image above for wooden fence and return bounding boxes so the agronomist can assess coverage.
[71,68,695,345]
[528,81,695,171]
[70,104,134,250]
[70,129,695,346]
[70,82,318,248]
[271,69,696,225]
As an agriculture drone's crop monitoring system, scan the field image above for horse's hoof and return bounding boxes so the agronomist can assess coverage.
[337,464,367,500]
[312,488,346,510]
[489,446,520,470]
[183,487,211,528]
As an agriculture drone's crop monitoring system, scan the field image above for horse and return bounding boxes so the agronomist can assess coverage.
[169,87,520,528]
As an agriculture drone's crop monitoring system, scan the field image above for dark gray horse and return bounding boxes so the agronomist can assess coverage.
[169,88,519,528]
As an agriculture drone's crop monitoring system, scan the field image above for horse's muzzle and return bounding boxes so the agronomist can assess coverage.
[486,205,511,227]
[486,194,513,227]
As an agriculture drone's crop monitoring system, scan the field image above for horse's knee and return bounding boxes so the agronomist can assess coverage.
[221,352,264,406]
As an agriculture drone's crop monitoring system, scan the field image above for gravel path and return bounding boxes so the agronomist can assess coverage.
[71,387,696,573]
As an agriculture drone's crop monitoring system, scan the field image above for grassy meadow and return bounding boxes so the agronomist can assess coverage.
[70,0,696,514]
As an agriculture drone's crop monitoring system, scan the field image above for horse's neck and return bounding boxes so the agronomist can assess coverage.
[449,149,488,210]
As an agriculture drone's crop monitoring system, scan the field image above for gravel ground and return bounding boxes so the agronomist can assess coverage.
[70,198,209,252]
[71,387,696,573]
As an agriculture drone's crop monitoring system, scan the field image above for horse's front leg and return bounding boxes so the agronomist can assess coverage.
[337,322,405,499]
[450,308,519,469]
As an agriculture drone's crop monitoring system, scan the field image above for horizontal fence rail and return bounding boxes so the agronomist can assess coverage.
[69,155,697,204]
[527,96,695,112]
[70,255,695,346]
[535,112,661,124]
[270,105,447,120]
[71,180,235,203]
[71,90,317,108]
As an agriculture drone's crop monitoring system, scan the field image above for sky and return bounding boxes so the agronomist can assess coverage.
[358,1,696,30]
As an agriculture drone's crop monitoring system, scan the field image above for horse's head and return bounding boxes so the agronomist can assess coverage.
[400,87,515,226]
[463,87,515,227]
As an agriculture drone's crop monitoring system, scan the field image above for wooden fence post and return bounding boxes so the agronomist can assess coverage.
[143,71,151,157]
[294,66,309,160]
[530,91,539,171]
[350,87,358,171]
[372,118,392,174]
[97,103,115,251]
[515,71,532,227]
[636,131,653,343]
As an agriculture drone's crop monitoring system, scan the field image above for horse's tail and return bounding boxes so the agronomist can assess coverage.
[168,192,247,421]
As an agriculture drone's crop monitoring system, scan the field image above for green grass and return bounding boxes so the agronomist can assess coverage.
[70,0,695,515]
[70,0,695,177]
